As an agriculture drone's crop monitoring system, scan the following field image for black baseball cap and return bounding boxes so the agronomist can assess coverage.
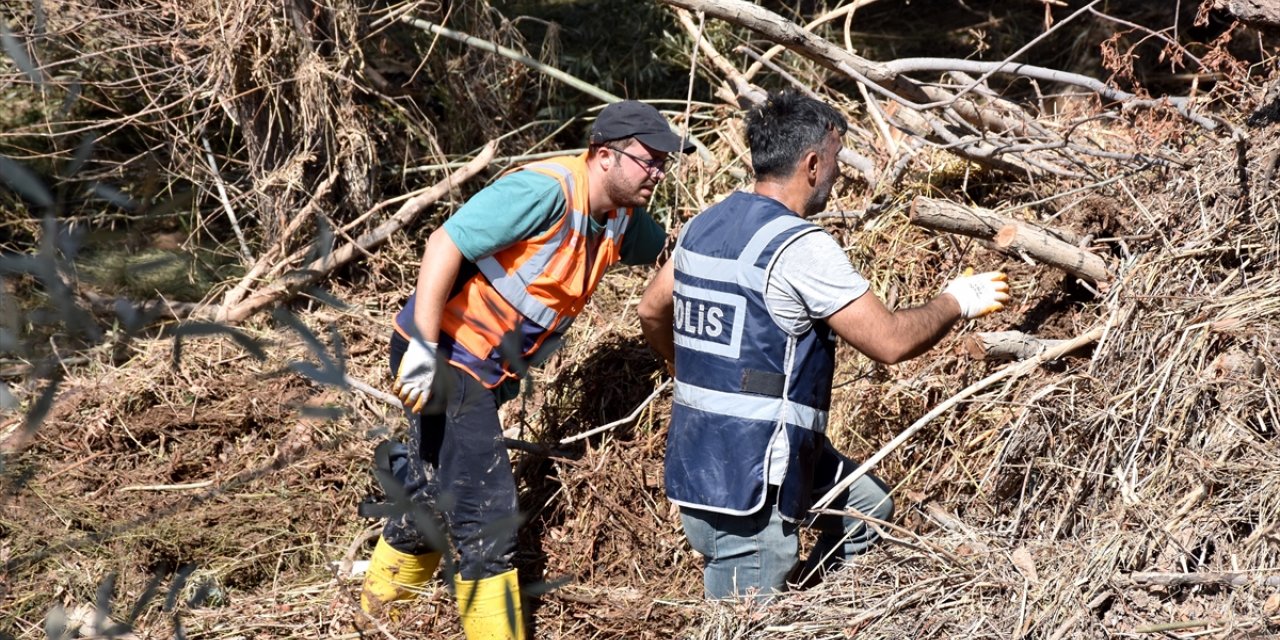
[590,101,695,154]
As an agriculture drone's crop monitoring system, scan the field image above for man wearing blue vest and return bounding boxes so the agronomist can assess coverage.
[638,91,1010,599]
[361,101,693,637]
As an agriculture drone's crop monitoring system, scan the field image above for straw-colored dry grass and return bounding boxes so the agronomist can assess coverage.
[673,108,1280,640]
[5,1,1280,639]
[5,125,1280,639]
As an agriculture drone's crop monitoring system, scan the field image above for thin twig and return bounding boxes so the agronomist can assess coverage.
[217,141,497,323]
[560,379,671,445]
[344,374,399,407]
[201,135,253,263]
[400,15,713,164]
[811,325,1107,514]
[118,480,214,492]
[1127,571,1280,588]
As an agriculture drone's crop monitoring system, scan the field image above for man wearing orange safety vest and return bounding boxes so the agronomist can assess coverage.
[360,101,693,638]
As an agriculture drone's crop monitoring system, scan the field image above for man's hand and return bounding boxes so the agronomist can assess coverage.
[943,270,1010,319]
[394,338,437,413]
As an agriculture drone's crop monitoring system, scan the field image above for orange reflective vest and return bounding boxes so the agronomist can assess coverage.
[396,153,636,388]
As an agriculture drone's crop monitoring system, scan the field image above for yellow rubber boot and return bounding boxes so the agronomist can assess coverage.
[454,569,525,640]
[360,537,441,615]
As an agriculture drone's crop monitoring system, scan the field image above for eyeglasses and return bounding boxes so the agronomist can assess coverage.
[612,147,671,176]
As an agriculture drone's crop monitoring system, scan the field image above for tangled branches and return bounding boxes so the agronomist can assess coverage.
[661,0,1250,190]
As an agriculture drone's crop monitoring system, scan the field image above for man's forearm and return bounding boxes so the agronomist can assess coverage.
[884,294,962,362]
[639,313,675,363]
[829,289,962,364]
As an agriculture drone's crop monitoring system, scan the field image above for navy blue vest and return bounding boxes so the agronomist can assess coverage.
[665,191,837,521]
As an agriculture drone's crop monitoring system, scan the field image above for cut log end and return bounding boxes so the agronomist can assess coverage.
[964,331,1069,361]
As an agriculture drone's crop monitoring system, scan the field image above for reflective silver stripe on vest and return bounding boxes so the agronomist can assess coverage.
[674,380,827,432]
[676,250,765,290]
[675,213,810,289]
[741,215,810,265]
[475,257,557,329]
[524,161,575,188]
[604,208,629,241]
[473,162,592,330]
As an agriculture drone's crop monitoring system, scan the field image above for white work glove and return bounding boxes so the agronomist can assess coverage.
[394,337,437,413]
[943,270,1011,319]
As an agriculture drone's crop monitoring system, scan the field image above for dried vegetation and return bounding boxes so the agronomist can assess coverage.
[3,0,1280,639]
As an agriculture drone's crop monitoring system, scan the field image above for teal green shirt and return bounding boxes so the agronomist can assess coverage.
[442,170,665,265]
[437,166,665,405]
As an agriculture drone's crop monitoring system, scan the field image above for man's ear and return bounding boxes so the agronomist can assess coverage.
[593,145,613,169]
[805,151,820,181]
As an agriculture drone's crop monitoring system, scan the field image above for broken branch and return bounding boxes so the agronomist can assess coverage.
[963,331,1070,361]
[910,197,1109,283]
[810,324,1107,515]
[216,141,498,323]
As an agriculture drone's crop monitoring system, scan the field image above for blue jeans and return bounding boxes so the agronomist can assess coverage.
[679,445,894,599]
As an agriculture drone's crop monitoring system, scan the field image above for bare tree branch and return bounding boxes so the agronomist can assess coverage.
[215,141,498,323]
[659,0,1226,181]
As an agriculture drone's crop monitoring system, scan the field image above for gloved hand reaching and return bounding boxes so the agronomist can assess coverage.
[943,270,1010,319]
[394,337,438,413]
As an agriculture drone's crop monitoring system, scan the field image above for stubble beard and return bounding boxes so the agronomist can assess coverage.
[804,174,836,217]
[606,171,653,209]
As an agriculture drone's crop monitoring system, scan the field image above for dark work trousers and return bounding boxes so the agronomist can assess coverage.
[384,331,520,581]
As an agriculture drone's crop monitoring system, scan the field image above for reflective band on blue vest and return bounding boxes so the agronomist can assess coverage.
[675,251,766,291]
[740,215,813,266]
[674,381,828,431]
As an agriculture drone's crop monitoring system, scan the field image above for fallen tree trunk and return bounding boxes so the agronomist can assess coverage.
[910,197,1108,284]
[910,197,1017,240]
[911,197,1084,245]
[995,223,1110,284]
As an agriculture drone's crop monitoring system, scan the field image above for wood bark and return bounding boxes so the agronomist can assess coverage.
[910,197,1109,283]
[994,223,1110,283]
[963,331,1069,361]
[910,197,1016,240]
[1213,0,1280,27]
[910,197,1083,244]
